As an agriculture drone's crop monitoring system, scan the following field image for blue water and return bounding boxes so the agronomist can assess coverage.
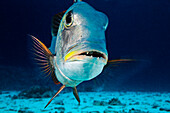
[0,0,170,92]
[0,0,170,112]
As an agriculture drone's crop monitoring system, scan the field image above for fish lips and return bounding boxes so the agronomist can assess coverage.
[64,43,108,64]
[65,50,107,63]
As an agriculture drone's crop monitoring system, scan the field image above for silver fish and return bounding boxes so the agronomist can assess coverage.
[31,0,111,108]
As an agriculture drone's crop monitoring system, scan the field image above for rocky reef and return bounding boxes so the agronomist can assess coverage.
[12,86,55,99]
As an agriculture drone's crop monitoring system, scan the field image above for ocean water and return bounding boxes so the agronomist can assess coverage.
[0,0,170,112]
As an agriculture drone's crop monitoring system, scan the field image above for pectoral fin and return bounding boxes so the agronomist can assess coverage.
[73,87,80,104]
[106,59,134,67]
[108,59,134,63]
[30,35,60,85]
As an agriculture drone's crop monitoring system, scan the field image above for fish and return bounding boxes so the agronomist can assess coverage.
[30,0,131,108]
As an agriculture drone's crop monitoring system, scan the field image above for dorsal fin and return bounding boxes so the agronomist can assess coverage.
[74,0,82,2]
[30,35,60,85]
[51,11,66,37]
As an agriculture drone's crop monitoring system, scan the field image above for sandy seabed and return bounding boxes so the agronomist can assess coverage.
[0,91,170,113]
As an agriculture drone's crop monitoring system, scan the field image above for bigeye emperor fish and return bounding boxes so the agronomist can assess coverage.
[31,0,129,108]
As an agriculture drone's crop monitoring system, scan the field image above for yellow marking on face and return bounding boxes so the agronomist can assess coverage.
[65,50,78,61]
[69,55,87,61]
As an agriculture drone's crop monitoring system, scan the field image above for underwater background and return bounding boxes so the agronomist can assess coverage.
[0,0,170,92]
[1,0,170,113]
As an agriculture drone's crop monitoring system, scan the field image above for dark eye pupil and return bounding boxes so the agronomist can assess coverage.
[66,11,72,24]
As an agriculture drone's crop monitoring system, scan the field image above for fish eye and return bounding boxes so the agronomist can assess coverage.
[65,11,73,27]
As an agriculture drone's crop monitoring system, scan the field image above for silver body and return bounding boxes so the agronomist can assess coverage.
[50,1,108,87]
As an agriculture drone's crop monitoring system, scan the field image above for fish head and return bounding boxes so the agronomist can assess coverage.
[57,1,108,81]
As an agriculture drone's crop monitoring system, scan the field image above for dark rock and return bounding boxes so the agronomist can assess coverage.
[108,98,123,106]
[0,107,6,109]
[89,111,100,113]
[165,100,170,103]
[129,103,132,105]
[128,108,148,113]
[152,103,159,109]
[6,95,11,98]
[134,102,139,105]
[160,107,170,112]
[12,95,18,99]
[93,100,100,106]
[8,109,17,111]
[54,107,65,112]
[93,100,108,106]
[131,108,135,110]
[81,106,89,109]
[13,86,54,99]
[81,111,88,113]
[40,109,49,112]
[54,101,64,105]
[83,100,87,103]
[152,106,158,109]
[18,109,34,113]
[3,91,10,94]
[104,109,119,113]
[90,97,94,99]
[108,106,113,109]
[157,99,162,102]
[24,107,29,110]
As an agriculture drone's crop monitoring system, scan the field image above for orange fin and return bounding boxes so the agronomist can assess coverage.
[73,87,80,104]
[108,59,134,63]
[104,59,135,68]
[30,35,60,85]
[107,59,134,65]
[51,10,66,36]
[44,85,65,108]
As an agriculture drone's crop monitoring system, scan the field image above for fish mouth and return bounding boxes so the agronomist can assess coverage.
[79,51,106,59]
[65,50,107,63]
